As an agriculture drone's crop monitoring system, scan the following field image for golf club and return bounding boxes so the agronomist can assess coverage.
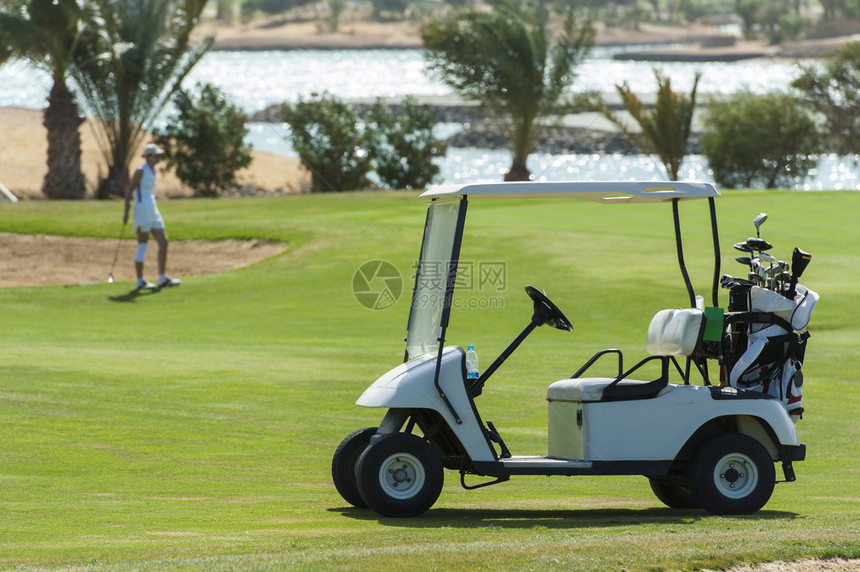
[107,223,127,284]
[754,212,768,238]
[774,271,792,294]
[746,237,773,253]
[787,247,812,299]
[734,241,754,254]
[759,252,777,288]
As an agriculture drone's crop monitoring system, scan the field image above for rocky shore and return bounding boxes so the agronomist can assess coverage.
[251,101,701,156]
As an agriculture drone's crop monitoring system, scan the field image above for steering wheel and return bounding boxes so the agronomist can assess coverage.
[525,285,573,332]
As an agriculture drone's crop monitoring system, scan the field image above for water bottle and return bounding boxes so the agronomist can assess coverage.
[466,345,479,379]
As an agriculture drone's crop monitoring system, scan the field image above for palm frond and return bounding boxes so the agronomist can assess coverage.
[72,0,212,186]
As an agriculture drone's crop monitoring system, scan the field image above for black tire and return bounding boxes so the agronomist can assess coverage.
[648,476,700,509]
[690,433,775,515]
[356,432,444,517]
[331,427,377,508]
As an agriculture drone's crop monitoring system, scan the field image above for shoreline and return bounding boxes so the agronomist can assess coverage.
[194,18,857,59]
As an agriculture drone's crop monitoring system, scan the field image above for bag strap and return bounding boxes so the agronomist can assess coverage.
[723,311,794,333]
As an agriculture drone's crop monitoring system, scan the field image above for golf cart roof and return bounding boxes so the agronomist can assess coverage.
[421,181,719,203]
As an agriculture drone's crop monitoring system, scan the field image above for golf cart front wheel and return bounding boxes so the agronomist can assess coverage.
[356,432,443,517]
[690,433,775,515]
[331,427,377,508]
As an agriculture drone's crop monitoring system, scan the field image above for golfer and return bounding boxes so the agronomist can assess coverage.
[123,143,180,290]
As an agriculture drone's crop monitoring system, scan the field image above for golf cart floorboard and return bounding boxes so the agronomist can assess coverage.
[474,457,673,477]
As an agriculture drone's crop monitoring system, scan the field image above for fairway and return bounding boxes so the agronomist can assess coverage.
[0,190,858,570]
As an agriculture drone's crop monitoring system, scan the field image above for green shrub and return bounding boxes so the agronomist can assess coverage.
[701,91,822,189]
[364,97,448,190]
[792,41,860,156]
[281,92,372,193]
[154,83,253,197]
[735,0,765,40]
[282,93,447,192]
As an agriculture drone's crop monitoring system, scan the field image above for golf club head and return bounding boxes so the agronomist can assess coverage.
[746,237,773,252]
[735,256,752,266]
[754,212,768,237]
[791,247,812,279]
[107,275,114,284]
[786,247,812,298]
[759,252,777,264]
[734,241,754,253]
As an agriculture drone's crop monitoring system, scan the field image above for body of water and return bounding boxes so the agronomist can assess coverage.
[3,47,858,189]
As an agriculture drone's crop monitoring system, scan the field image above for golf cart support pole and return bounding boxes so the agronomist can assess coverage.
[672,199,697,309]
[431,196,469,425]
[671,197,721,309]
[709,197,721,308]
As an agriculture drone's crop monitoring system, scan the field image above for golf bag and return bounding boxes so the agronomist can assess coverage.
[723,284,818,421]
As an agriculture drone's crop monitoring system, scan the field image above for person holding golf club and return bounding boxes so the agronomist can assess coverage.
[123,143,180,290]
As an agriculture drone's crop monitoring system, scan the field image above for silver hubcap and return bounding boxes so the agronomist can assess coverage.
[713,452,758,499]
[378,453,425,499]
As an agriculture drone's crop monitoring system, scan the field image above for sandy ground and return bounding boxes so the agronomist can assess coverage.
[2,18,857,290]
[0,232,286,287]
[0,107,309,201]
[194,17,855,57]
[193,18,775,51]
[714,559,860,572]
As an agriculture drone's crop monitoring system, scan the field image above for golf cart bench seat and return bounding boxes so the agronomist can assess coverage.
[549,308,706,403]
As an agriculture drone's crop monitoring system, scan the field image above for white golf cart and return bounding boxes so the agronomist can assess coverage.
[332,181,809,517]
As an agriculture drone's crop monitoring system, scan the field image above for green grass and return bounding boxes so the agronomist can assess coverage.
[0,190,858,570]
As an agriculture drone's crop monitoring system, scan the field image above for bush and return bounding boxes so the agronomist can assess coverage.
[282,92,372,193]
[364,97,448,190]
[282,93,447,192]
[700,91,822,189]
[792,41,860,156]
[154,83,253,197]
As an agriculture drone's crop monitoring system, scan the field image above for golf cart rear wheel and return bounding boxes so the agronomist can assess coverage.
[690,433,775,515]
[331,427,377,508]
[356,432,443,517]
[648,476,699,509]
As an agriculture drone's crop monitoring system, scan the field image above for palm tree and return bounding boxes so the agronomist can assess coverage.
[421,1,594,181]
[594,69,700,181]
[0,0,95,199]
[72,0,213,199]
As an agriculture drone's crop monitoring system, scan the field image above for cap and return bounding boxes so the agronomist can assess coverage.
[142,143,165,157]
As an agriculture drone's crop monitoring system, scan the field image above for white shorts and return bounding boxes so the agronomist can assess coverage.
[134,207,165,233]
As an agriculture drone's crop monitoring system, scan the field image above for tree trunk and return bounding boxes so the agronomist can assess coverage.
[504,156,531,181]
[42,78,86,200]
[98,163,130,200]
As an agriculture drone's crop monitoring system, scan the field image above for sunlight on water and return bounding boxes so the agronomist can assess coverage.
[0,48,811,113]
[186,50,448,111]
[2,49,858,189]
[0,60,52,109]
[577,54,808,95]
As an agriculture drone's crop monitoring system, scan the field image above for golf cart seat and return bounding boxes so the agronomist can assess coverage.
[549,308,706,403]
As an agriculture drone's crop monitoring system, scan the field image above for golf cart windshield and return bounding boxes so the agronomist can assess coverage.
[405,197,467,359]
[404,181,721,361]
